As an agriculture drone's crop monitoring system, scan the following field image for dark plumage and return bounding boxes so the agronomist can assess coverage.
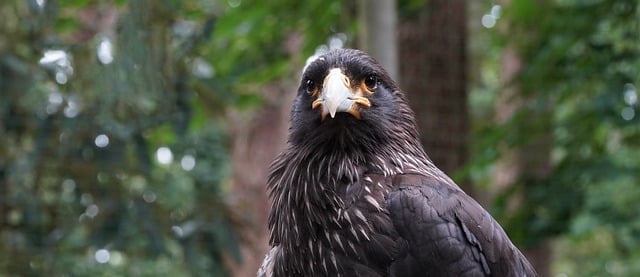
[258,49,537,277]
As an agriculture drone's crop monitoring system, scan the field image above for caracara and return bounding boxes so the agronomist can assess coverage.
[258,49,537,277]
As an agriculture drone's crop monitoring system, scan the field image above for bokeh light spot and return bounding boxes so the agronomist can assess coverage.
[481,14,496,28]
[55,71,68,84]
[62,179,76,193]
[172,225,184,238]
[181,155,196,171]
[97,37,114,64]
[143,191,157,203]
[35,0,46,9]
[109,251,124,266]
[94,134,109,148]
[192,58,214,79]
[228,0,241,8]
[47,90,63,114]
[39,50,67,65]
[491,4,502,19]
[86,204,99,218]
[95,249,110,264]
[623,83,637,106]
[621,107,635,121]
[63,96,81,118]
[156,147,173,165]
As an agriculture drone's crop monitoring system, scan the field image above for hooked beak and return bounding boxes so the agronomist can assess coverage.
[312,68,371,120]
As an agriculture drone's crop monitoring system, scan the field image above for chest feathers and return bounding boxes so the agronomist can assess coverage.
[266,149,423,276]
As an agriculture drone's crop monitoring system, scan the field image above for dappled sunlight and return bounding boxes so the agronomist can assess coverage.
[304,33,348,71]
[39,50,73,84]
[97,37,114,65]
[481,4,501,29]
[94,134,110,148]
[621,83,637,120]
[181,154,197,171]
[155,146,174,165]
[95,249,110,264]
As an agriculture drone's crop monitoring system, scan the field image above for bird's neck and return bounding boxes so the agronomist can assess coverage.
[266,140,453,274]
[267,141,431,224]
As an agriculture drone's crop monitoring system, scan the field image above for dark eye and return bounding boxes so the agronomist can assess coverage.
[364,74,378,91]
[303,79,315,94]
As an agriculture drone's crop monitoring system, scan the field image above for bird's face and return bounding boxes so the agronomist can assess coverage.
[289,49,403,151]
[309,67,375,120]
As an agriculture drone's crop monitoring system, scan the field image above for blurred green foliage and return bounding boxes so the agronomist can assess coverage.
[0,0,345,275]
[2,0,639,275]
[469,0,639,275]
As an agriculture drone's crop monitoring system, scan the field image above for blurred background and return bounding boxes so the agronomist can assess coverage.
[0,0,638,276]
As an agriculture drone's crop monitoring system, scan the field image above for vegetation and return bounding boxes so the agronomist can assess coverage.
[471,0,640,275]
[0,0,349,275]
[1,0,638,275]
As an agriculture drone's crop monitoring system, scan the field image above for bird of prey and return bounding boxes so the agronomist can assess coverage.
[258,49,537,277]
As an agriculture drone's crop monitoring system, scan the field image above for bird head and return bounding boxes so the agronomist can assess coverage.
[310,67,373,120]
[289,49,419,154]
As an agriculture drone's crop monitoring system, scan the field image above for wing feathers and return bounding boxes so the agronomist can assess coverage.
[387,174,537,277]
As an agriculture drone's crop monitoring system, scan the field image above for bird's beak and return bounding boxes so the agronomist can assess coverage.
[312,68,371,120]
[323,69,354,118]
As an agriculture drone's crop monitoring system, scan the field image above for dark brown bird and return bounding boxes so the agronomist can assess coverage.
[258,49,537,277]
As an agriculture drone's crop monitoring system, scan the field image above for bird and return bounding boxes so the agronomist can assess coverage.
[258,49,537,277]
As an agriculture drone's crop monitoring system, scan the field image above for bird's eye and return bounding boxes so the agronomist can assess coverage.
[303,79,316,95]
[364,75,378,91]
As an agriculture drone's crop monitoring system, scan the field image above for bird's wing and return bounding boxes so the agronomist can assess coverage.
[387,173,537,277]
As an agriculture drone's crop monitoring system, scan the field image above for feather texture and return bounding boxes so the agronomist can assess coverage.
[260,49,537,277]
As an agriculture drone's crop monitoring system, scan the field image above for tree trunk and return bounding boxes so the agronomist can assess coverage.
[398,0,471,194]
[225,89,292,277]
[357,0,398,79]
[494,44,553,277]
[225,34,303,277]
